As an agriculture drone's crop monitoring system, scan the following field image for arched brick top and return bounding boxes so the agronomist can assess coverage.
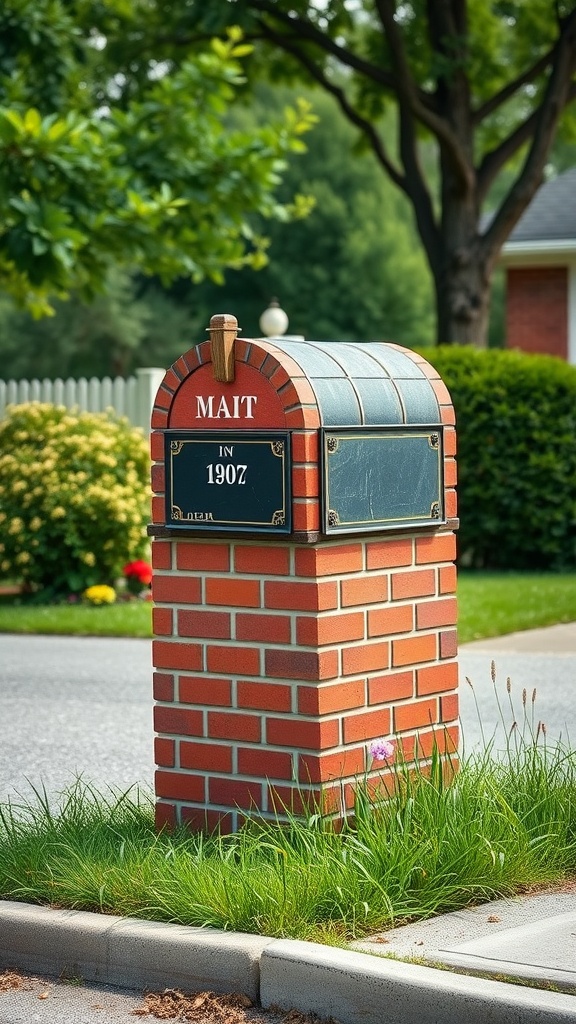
[151,335,453,431]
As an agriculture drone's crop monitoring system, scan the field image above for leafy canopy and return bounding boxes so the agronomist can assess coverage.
[0,1,316,315]
[169,1,576,345]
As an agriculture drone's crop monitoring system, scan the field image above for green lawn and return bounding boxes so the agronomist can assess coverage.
[457,571,576,643]
[0,597,152,638]
[0,572,575,642]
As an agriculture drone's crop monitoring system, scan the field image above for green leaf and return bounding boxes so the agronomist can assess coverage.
[23,109,42,135]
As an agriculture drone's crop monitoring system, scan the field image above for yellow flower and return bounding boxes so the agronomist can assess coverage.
[82,552,96,567]
[51,506,66,519]
[83,585,116,605]
[30,516,43,531]
[16,551,31,565]
[8,517,23,535]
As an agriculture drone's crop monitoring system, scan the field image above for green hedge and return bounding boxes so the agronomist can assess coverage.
[419,347,576,571]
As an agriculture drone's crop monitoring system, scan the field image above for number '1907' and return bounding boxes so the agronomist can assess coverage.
[206,463,247,485]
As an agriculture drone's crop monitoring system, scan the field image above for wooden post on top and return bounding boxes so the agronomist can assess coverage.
[208,313,238,383]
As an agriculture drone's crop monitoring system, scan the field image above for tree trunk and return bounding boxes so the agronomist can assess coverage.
[433,157,492,346]
[434,251,492,346]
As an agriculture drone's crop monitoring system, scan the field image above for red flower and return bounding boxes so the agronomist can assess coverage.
[122,560,152,585]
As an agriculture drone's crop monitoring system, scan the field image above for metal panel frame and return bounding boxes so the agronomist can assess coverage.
[320,425,445,535]
[164,430,292,534]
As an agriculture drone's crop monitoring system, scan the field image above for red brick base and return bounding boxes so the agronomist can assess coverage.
[152,532,459,832]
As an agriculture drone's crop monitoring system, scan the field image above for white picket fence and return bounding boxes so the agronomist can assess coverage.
[0,367,165,434]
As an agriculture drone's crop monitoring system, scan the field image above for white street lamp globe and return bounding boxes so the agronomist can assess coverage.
[259,299,289,338]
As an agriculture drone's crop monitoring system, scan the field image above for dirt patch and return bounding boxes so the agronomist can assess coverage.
[0,970,37,993]
[131,990,337,1024]
[516,876,576,896]
[132,990,253,1021]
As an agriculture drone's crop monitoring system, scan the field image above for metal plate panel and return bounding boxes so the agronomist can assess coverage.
[322,428,444,533]
[270,340,346,377]
[305,343,393,378]
[311,378,363,425]
[395,378,441,423]
[165,431,291,533]
[364,346,428,379]
[353,378,404,425]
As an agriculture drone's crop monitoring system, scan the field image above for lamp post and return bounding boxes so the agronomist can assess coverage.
[259,299,289,338]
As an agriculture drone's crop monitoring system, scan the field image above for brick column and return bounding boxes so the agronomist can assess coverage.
[150,332,458,833]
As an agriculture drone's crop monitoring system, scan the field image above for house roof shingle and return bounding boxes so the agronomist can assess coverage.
[509,167,576,242]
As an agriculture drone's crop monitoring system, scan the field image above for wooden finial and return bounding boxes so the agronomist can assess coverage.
[208,313,238,383]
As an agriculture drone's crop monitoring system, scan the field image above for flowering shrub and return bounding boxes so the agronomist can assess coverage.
[0,403,150,597]
[84,584,116,605]
[123,559,152,596]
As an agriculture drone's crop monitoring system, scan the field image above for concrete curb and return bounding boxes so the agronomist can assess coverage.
[0,901,272,1002]
[1,901,576,1024]
[261,939,576,1024]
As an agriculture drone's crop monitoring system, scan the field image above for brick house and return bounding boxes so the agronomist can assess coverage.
[500,167,576,364]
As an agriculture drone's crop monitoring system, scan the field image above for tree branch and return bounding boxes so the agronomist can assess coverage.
[258,14,440,264]
[247,0,395,89]
[247,0,439,114]
[476,109,541,204]
[374,0,474,194]
[473,50,555,125]
[369,0,440,262]
[257,21,406,191]
[480,11,576,256]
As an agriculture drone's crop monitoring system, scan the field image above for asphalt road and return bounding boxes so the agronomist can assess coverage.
[1,631,575,804]
[457,646,576,755]
[0,972,145,1024]
[0,634,154,805]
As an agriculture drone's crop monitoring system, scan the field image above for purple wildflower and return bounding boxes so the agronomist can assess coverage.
[369,738,395,761]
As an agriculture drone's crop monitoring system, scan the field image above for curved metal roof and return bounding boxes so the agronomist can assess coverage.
[268,339,440,426]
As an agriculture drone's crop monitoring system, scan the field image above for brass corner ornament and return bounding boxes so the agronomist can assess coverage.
[207,313,239,383]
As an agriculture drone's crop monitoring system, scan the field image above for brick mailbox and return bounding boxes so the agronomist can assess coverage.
[150,314,458,832]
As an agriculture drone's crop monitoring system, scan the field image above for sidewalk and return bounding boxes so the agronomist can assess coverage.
[462,619,576,654]
[1,623,576,1024]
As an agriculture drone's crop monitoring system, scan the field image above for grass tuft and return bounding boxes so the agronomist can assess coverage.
[1,726,575,943]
